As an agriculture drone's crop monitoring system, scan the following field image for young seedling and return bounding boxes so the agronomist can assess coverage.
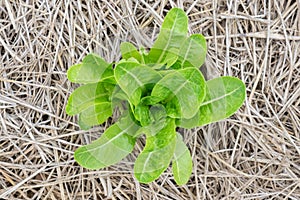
[66,8,246,185]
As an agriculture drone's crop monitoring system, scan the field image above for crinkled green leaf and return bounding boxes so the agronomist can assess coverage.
[120,42,142,62]
[178,34,207,68]
[178,76,246,128]
[165,98,181,118]
[134,104,151,126]
[149,104,167,123]
[136,104,168,137]
[114,59,162,106]
[172,133,192,185]
[67,53,114,84]
[134,118,176,183]
[114,59,141,106]
[152,67,206,119]
[74,122,137,169]
[148,8,188,64]
[140,96,161,106]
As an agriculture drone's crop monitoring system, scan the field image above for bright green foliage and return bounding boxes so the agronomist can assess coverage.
[178,34,207,68]
[114,59,162,106]
[120,42,142,63]
[66,82,111,115]
[136,104,167,137]
[178,76,246,129]
[148,8,188,64]
[67,53,114,84]
[152,67,206,119]
[172,133,192,185]
[134,104,151,126]
[66,8,246,185]
[134,118,176,183]
[74,122,136,169]
[66,82,113,129]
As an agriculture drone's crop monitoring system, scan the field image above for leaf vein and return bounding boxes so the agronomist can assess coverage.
[201,86,243,106]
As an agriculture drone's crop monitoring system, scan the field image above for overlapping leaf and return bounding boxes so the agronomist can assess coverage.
[148,8,188,64]
[178,34,207,68]
[67,53,115,84]
[74,120,138,169]
[115,59,162,106]
[117,111,141,137]
[134,118,176,183]
[178,76,246,128]
[66,82,113,128]
[78,103,112,127]
[120,42,142,63]
[134,104,151,126]
[152,67,206,119]
[140,96,161,106]
[134,104,168,137]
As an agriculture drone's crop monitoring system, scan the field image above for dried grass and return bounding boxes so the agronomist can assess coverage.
[1,0,300,199]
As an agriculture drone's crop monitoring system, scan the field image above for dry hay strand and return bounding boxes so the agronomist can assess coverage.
[0,0,300,199]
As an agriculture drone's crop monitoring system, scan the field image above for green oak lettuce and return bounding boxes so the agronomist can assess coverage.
[66,8,246,185]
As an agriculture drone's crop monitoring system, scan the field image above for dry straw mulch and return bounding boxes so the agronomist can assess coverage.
[1,0,300,199]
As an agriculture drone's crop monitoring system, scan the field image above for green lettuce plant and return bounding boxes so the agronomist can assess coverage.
[66,8,246,185]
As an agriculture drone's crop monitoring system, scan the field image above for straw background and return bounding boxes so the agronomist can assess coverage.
[1,0,300,199]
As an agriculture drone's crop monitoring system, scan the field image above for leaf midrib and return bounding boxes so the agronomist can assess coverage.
[157,11,180,63]
[173,70,197,95]
[76,122,136,156]
[119,66,144,87]
[173,148,188,183]
[201,86,243,106]
[137,137,176,176]
[180,38,192,67]
[73,93,110,113]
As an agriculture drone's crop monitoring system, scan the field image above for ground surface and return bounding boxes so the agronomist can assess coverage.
[1,0,300,199]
